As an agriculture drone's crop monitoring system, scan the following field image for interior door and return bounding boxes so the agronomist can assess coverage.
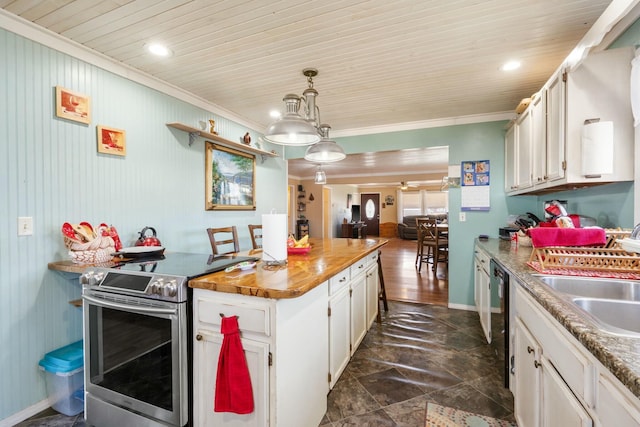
[361,193,380,236]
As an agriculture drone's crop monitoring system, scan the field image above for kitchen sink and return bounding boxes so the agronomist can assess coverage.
[535,275,640,302]
[571,297,640,337]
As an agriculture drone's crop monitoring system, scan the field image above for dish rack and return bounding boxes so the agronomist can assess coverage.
[527,229,640,278]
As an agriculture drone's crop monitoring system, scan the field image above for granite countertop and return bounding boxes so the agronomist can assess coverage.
[476,238,640,399]
[189,238,388,299]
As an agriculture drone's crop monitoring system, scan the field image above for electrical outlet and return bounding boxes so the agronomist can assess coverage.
[459,212,466,222]
[18,217,33,236]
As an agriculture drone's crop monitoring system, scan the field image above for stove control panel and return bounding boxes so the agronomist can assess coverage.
[148,278,179,297]
[80,271,105,286]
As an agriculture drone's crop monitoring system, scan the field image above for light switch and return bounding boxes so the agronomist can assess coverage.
[459,212,466,222]
[18,217,33,236]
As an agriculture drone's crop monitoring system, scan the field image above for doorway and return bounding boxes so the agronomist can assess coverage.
[360,193,380,236]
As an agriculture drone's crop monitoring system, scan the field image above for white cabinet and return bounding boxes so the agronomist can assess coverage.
[597,368,640,427]
[350,269,367,354]
[504,125,517,192]
[514,317,540,427]
[506,47,634,195]
[514,286,593,427]
[545,70,565,183]
[328,270,351,389]
[193,283,329,427]
[474,245,491,343]
[193,294,272,427]
[194,329,270,427]
[365,253,379,329]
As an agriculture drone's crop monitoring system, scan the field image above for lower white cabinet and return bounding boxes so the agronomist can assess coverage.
[328,284,350,389]
[193,283,328,427]
[514,317,540,427]
[597,368,640,427]
[365,252,380,328]
[193,329,270,427]
[474,245,492,343]
[350,269,367,355]
[542,355,592,427]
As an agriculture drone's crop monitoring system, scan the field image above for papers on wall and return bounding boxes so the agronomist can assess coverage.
[460,160,490,211]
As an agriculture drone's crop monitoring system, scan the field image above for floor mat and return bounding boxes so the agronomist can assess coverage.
[425,402,515,427]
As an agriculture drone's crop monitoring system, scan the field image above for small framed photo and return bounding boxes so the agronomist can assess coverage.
[97,125,126,156]
[205,142,256,210]
[55,86,91,124]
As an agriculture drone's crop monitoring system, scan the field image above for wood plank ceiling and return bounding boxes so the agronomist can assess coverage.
[0,0,621,180]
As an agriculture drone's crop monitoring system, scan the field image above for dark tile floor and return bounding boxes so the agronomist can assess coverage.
[320,301,514,426]
[16,301,513,427]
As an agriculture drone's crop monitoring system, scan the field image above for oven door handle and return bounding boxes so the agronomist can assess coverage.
[82,294,178,316]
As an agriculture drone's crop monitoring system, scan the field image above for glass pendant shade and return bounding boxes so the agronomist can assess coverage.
[304,124,346,163]
[264,94,321,146]
[314,167,327,184]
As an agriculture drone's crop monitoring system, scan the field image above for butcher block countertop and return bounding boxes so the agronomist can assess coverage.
[189,238,388,299]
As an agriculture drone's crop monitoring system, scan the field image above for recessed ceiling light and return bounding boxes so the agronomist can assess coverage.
[146,43,173,57]
[501,60,521,71]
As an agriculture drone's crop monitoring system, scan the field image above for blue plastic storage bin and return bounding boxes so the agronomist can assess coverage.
[38,340,84,416]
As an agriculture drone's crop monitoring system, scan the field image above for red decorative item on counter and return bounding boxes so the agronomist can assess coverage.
[100,223,123,251]
[214,315,254,414]
[135,226,161,247]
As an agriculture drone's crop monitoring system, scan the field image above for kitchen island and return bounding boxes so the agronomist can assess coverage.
[477,238,640,426]
[189,237,387,427]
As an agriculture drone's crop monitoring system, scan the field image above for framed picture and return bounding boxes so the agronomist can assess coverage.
[97,125,126,156]
[205,142,256,210]
[55,86,91,124]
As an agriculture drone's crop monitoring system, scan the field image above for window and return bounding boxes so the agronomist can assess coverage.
[401,191,422,216]
[401,190,448,216]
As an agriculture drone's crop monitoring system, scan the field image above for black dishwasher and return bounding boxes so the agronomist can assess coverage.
[491,259,511,389]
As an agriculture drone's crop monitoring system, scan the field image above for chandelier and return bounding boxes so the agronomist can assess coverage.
[264,68,345,158]
[304,124,346,163]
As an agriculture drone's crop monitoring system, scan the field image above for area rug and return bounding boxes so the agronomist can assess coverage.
[425,402,516,427]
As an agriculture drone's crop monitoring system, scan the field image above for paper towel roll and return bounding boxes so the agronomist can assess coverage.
[262,213,287,263]
[581,121,613,177]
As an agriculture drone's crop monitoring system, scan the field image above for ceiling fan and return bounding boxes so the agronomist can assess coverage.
[397,181,417,190]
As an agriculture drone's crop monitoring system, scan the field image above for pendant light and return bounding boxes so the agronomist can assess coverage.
[304,124,346,163]
[314,165,327,184]
[264,68,323,146]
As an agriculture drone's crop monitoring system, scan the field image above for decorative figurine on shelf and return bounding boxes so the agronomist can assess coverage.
[243,132,251,145]
[208,119,218,135]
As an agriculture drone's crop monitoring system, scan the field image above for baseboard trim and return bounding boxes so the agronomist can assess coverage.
[447,303,475,311]
[0,399,50,427]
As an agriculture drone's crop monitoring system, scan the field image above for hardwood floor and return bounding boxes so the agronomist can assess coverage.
[378,237,448,306]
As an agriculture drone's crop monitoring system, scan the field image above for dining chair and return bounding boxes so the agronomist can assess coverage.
[415,217,431,267]
[417,219,448,272]
[207,226,240,255]
[248,224,263,249]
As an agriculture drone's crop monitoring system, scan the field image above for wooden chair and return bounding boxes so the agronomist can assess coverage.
[248,224,263,249]
[415,217,431,267]
[417,219,448,272]
[207,226,240,255]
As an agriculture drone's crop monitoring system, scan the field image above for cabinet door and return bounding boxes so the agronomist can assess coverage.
[514,317,541,427]
[329,285,351,389]
[193,330,270,427]
[350,273,367,355]
[516,108,534,190]
[505,125,517,192]
[546,71,565,182]
[365,263,379,328]
[541,356,592,427]
[531,92,547,185]
[474,248,491,343]
[597,370,640,427]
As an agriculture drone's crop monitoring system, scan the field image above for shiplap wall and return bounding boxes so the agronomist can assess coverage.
[0,28,286,422]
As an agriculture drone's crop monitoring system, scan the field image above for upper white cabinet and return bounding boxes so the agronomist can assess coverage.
[506,47,634,195]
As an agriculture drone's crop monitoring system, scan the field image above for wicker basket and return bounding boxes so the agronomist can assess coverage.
[64,235,116,264]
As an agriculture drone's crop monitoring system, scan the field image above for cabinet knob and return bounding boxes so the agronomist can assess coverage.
[534,360,541,369]
[196,334,203,341]
[527,346,534,354]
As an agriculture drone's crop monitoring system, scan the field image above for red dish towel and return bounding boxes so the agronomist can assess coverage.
[529,227,606,248]
[214,315,254,414]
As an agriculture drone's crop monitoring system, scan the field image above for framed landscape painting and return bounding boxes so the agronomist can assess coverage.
[55,86,91,124]
[205,142,256,210]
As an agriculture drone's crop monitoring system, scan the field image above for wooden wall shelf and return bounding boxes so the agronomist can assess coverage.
[167,123,278,161]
